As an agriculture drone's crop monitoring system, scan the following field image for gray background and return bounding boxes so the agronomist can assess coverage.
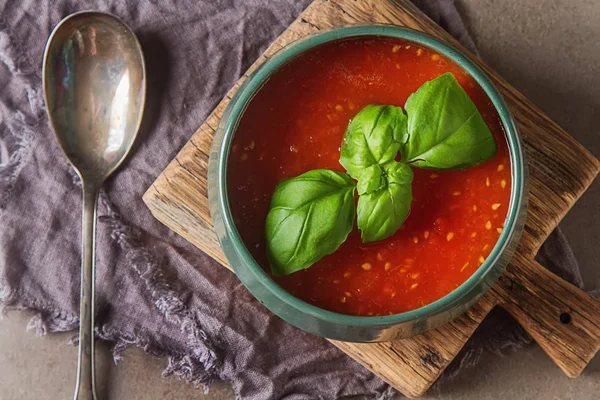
[1,0,598,399]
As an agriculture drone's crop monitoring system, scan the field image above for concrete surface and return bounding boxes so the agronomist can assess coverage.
[1,0,598,399]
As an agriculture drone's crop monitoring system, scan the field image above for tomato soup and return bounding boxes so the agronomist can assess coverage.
[227,37,511,316]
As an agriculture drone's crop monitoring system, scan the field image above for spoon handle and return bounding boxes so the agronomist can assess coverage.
[73,183,99,400]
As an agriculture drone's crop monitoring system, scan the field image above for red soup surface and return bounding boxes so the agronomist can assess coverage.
[228,37,511,316]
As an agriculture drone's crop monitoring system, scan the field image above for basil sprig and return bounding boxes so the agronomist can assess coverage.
[264,72,497,275]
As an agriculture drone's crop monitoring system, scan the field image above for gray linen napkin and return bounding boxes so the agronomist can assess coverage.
[0,0,586,398]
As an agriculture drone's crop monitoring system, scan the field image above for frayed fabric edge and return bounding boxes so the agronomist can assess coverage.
[0,299,79,336]
[95,190,224,390]
[98,326,215,392]
[0,189,225,393]
[0,286,221,393]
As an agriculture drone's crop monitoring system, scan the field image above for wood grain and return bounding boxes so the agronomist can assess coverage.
[143,0,600,397]
[495,254,600,378]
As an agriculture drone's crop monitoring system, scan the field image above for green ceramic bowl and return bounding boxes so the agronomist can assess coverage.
[208,26,528,342]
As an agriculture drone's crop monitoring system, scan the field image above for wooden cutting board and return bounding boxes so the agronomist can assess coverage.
[142,0,600,397]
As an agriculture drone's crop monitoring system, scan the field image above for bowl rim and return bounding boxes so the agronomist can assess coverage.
[214,25,525,326]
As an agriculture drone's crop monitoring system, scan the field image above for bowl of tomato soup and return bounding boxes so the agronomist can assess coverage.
[209,26,527,342]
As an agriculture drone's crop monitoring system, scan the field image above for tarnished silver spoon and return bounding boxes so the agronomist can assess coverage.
[42,11,145,400]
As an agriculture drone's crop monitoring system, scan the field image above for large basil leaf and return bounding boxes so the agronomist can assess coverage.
[265,169,356,276]
[357,162,413,243]
[403,72,496,169]
[339,105,408,179]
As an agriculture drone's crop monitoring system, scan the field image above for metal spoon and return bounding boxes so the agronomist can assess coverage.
[42,11,145,400]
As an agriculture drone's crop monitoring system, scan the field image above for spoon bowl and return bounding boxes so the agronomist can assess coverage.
[43,11,145,400]
[44,11,145,182]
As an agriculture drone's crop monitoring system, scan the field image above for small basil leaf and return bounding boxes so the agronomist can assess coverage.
[339,105,408,179]
[265,169,356,276]
[403,72,496,170]
[357,162,413,243]
[356,164,386,195]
